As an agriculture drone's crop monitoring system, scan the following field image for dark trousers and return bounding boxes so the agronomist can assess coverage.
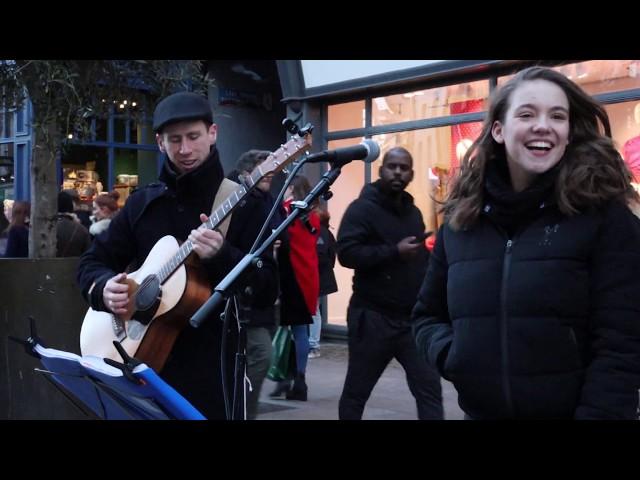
[339,305,444,420]
[245,326,273,420]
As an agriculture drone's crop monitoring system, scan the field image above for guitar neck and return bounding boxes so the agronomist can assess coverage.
[156,181,251,284]
[154,132,312,285]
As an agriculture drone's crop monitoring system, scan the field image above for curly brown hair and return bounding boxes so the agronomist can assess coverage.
[444,66,638,231]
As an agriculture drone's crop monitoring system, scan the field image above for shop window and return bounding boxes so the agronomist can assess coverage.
[325,137,366,326]
[369,123,479,232]
[325,122,485,327]
[130,121,138,144]
[1,110,13,139]
[607,100,640,190]
[94,118,107,141]
[498,61,640,95]
[114,117,127,143]
[327,101,365,132]
[61,145,108,216]
[114,148,139,207]
[0,142,13,161]
[0,143,14,188]
[372,80,489,126]
[16,105,26,135]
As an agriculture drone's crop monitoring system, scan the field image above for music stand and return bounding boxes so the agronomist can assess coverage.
[11,319,206,420]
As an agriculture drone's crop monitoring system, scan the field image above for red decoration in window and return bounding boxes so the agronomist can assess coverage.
[450,99,484,173]
[623,135,640,182]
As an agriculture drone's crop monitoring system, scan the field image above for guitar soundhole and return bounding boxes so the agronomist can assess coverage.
[134,274,162,324]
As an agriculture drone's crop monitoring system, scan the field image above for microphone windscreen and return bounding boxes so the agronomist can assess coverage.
[362,139,381,163]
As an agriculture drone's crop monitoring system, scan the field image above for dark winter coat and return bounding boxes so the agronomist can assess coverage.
[235,186,283,329]
[56,214,91,257]
[317,224,337,297]
[77,147,278,419]
[4,225,28,258]
[412,166,640,419]
[337,179,429,318]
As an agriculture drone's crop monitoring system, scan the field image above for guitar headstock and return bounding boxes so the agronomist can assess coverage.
[247,127,313,187]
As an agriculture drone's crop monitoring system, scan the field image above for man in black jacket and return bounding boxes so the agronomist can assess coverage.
[56,191,91,257]
[77,92,278,419]
[228,149,284,419]
[336,147,443,420]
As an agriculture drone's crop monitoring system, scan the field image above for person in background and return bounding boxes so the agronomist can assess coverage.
[228,148,283,419]
[270,175,320,401]
[56,191,92,257]
[63,188,92,230]
[336,146,444,420]
[0,207,9,256]
[308,205,338,359]
[412,66,640,419]
[3,201,30,258]
[90,190,120,237]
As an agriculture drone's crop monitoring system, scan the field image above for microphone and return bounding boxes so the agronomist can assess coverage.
[305,139,380,167]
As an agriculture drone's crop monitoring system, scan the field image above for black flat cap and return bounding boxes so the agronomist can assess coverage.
[152,92,213,133]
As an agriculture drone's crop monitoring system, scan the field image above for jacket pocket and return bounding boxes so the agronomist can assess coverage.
[441,333,456,380]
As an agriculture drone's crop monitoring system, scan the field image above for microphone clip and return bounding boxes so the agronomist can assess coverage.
[290,200,316,234]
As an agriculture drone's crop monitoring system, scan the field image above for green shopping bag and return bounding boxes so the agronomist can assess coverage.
[267,326,296,381]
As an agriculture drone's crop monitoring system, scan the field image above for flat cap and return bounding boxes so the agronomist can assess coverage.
[152,92,213,133]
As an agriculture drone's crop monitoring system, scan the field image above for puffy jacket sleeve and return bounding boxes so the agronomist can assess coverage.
[411,226,453,378]
[336,200,400,270]
[575,201,640,419]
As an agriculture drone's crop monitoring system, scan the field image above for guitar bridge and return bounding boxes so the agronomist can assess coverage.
[112,316,127,342]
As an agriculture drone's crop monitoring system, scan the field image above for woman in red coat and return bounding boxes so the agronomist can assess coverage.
[271,175,320,401]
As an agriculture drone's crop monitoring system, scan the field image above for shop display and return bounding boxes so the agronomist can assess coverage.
[114,174,138,208]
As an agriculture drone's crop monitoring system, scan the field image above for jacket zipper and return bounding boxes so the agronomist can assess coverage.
[500,238,515,417]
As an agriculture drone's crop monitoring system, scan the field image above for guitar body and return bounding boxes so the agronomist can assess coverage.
[79,235,211,372]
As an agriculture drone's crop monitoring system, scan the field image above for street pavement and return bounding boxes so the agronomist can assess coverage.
[256,341,465,420]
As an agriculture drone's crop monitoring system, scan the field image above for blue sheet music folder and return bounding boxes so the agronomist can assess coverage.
[33,344,206,420]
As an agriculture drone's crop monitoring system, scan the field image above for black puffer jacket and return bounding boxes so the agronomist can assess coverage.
[77,147,278,419]
[412,196,640,419]
[337,180,429,317]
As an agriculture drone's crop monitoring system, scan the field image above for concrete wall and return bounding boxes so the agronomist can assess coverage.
[0,258,88,419]
[207,61,288,175]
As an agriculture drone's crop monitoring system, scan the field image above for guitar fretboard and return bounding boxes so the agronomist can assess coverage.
[155,153,293,285]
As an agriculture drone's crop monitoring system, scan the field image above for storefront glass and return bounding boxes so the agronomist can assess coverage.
[327,101,365,131]
[0,143,14,201]
[325,137,366,326]
[372,80,489,126]
[607,100,640,190]
[498,60,640,94]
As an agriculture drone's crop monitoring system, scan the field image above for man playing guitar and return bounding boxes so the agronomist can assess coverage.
[77,92,279,419]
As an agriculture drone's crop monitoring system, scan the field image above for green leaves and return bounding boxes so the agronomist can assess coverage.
[0,59,214,145]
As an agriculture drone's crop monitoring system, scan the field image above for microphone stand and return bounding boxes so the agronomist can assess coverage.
[190,162,342,420]
[191,164,342,329]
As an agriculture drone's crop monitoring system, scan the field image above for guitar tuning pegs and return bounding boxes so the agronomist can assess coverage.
[282,118,299,135]
[298,123,314,136]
